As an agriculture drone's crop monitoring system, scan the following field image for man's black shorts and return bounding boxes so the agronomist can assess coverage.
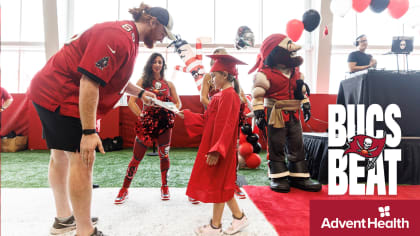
[33,102,82,152]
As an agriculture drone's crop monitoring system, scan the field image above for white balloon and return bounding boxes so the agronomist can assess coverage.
[330,0,352,18]
[401,6,420,29]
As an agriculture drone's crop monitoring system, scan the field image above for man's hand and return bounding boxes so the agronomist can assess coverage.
[140,90,156,105]
[254,109,267,131]
[80,134,105,168]
[369,58,377,68]
[302,102,311,122]
[206,152,220,166]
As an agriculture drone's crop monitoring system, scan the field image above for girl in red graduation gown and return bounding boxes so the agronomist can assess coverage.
[192,48,247,205]
[177,54,250,235]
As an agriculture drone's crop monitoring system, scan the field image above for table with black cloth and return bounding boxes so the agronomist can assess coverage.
[303,133,420,185]
[337,69,420,137]
[304,133,420,184]
[304,133,329,184]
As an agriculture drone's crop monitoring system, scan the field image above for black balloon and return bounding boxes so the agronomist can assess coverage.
[246,133,259,144]
[253,142,262,154]
[370,0,389,13]
[241,124,253,135]
[302,9,321,32]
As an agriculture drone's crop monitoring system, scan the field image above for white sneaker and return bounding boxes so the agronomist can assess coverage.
[224,213,250,235]
[194,220,223,236]
[189,197,200,204]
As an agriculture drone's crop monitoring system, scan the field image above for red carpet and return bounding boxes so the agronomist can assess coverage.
[243,185,420,236]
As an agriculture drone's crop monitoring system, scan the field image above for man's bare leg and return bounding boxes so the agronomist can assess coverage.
[49,149,72,218]
[68,151,94,236]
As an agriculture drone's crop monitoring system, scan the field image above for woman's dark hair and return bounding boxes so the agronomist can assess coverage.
[142,53,166,89]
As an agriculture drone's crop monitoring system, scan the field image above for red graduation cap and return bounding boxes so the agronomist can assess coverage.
[207,54,247,77]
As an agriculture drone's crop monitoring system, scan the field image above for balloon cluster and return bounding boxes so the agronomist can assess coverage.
[330,0,409,19]
[286,9,321,42]
[238,124,262,169]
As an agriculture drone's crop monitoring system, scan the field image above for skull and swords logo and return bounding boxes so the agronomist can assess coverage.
[356,137,378,156]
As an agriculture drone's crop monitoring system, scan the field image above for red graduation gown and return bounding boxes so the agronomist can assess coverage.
[184,87,240,203]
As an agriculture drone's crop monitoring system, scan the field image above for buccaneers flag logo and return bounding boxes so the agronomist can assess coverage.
[343,135,386,170]
[95,56,109,70]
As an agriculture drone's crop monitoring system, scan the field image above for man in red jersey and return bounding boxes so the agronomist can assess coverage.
[27,3,175,236]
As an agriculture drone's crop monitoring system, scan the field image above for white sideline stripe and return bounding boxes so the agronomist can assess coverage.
[1,188,278,236]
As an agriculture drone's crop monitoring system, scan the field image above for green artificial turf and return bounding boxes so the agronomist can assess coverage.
[1,148,269,188]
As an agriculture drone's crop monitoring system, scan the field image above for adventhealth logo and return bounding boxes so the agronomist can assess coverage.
[321,205,410,229]
[379,206,390,217]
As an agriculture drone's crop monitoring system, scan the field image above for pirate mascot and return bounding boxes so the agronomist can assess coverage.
[249,34,321,193]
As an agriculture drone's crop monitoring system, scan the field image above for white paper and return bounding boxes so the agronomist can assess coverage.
[146,96,179,113]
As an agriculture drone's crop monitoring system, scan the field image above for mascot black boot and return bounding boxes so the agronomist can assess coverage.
[288,161,321,192]
[270,177,290,193]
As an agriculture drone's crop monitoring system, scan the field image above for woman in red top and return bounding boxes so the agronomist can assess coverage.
[115,52,181,204]
[178,55,250,235]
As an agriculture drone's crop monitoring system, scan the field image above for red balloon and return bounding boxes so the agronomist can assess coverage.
[352,0,371,13]
[239,143,253,157]
[246,153,261,169]
[323,25,329,37]
[286,19,304,42]
[388,0,409,19]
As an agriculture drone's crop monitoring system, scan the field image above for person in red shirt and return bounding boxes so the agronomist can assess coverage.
[177,55,250,235]
[114,52,181,204]
[1,87,13,112]
[1,87,14,128]
[27,3,175,236]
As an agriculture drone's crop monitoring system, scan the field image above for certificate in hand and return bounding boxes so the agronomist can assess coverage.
[146,96,179,113]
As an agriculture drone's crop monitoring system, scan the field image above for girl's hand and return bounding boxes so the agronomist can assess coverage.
[206,152,219,166]
[176,110,184,119]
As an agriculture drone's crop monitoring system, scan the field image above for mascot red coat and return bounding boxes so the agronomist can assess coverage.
[249,34,321,193]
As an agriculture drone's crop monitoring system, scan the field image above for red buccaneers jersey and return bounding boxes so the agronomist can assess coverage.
[28,20,139,119]
[259,67,301,100]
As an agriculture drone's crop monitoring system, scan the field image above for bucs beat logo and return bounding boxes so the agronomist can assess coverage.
[328,104,402,195]
[344,135,386,170]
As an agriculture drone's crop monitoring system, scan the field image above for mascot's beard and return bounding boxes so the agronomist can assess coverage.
[273,47,303,68]
[286,56,303,68]
[277,54,303,68]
